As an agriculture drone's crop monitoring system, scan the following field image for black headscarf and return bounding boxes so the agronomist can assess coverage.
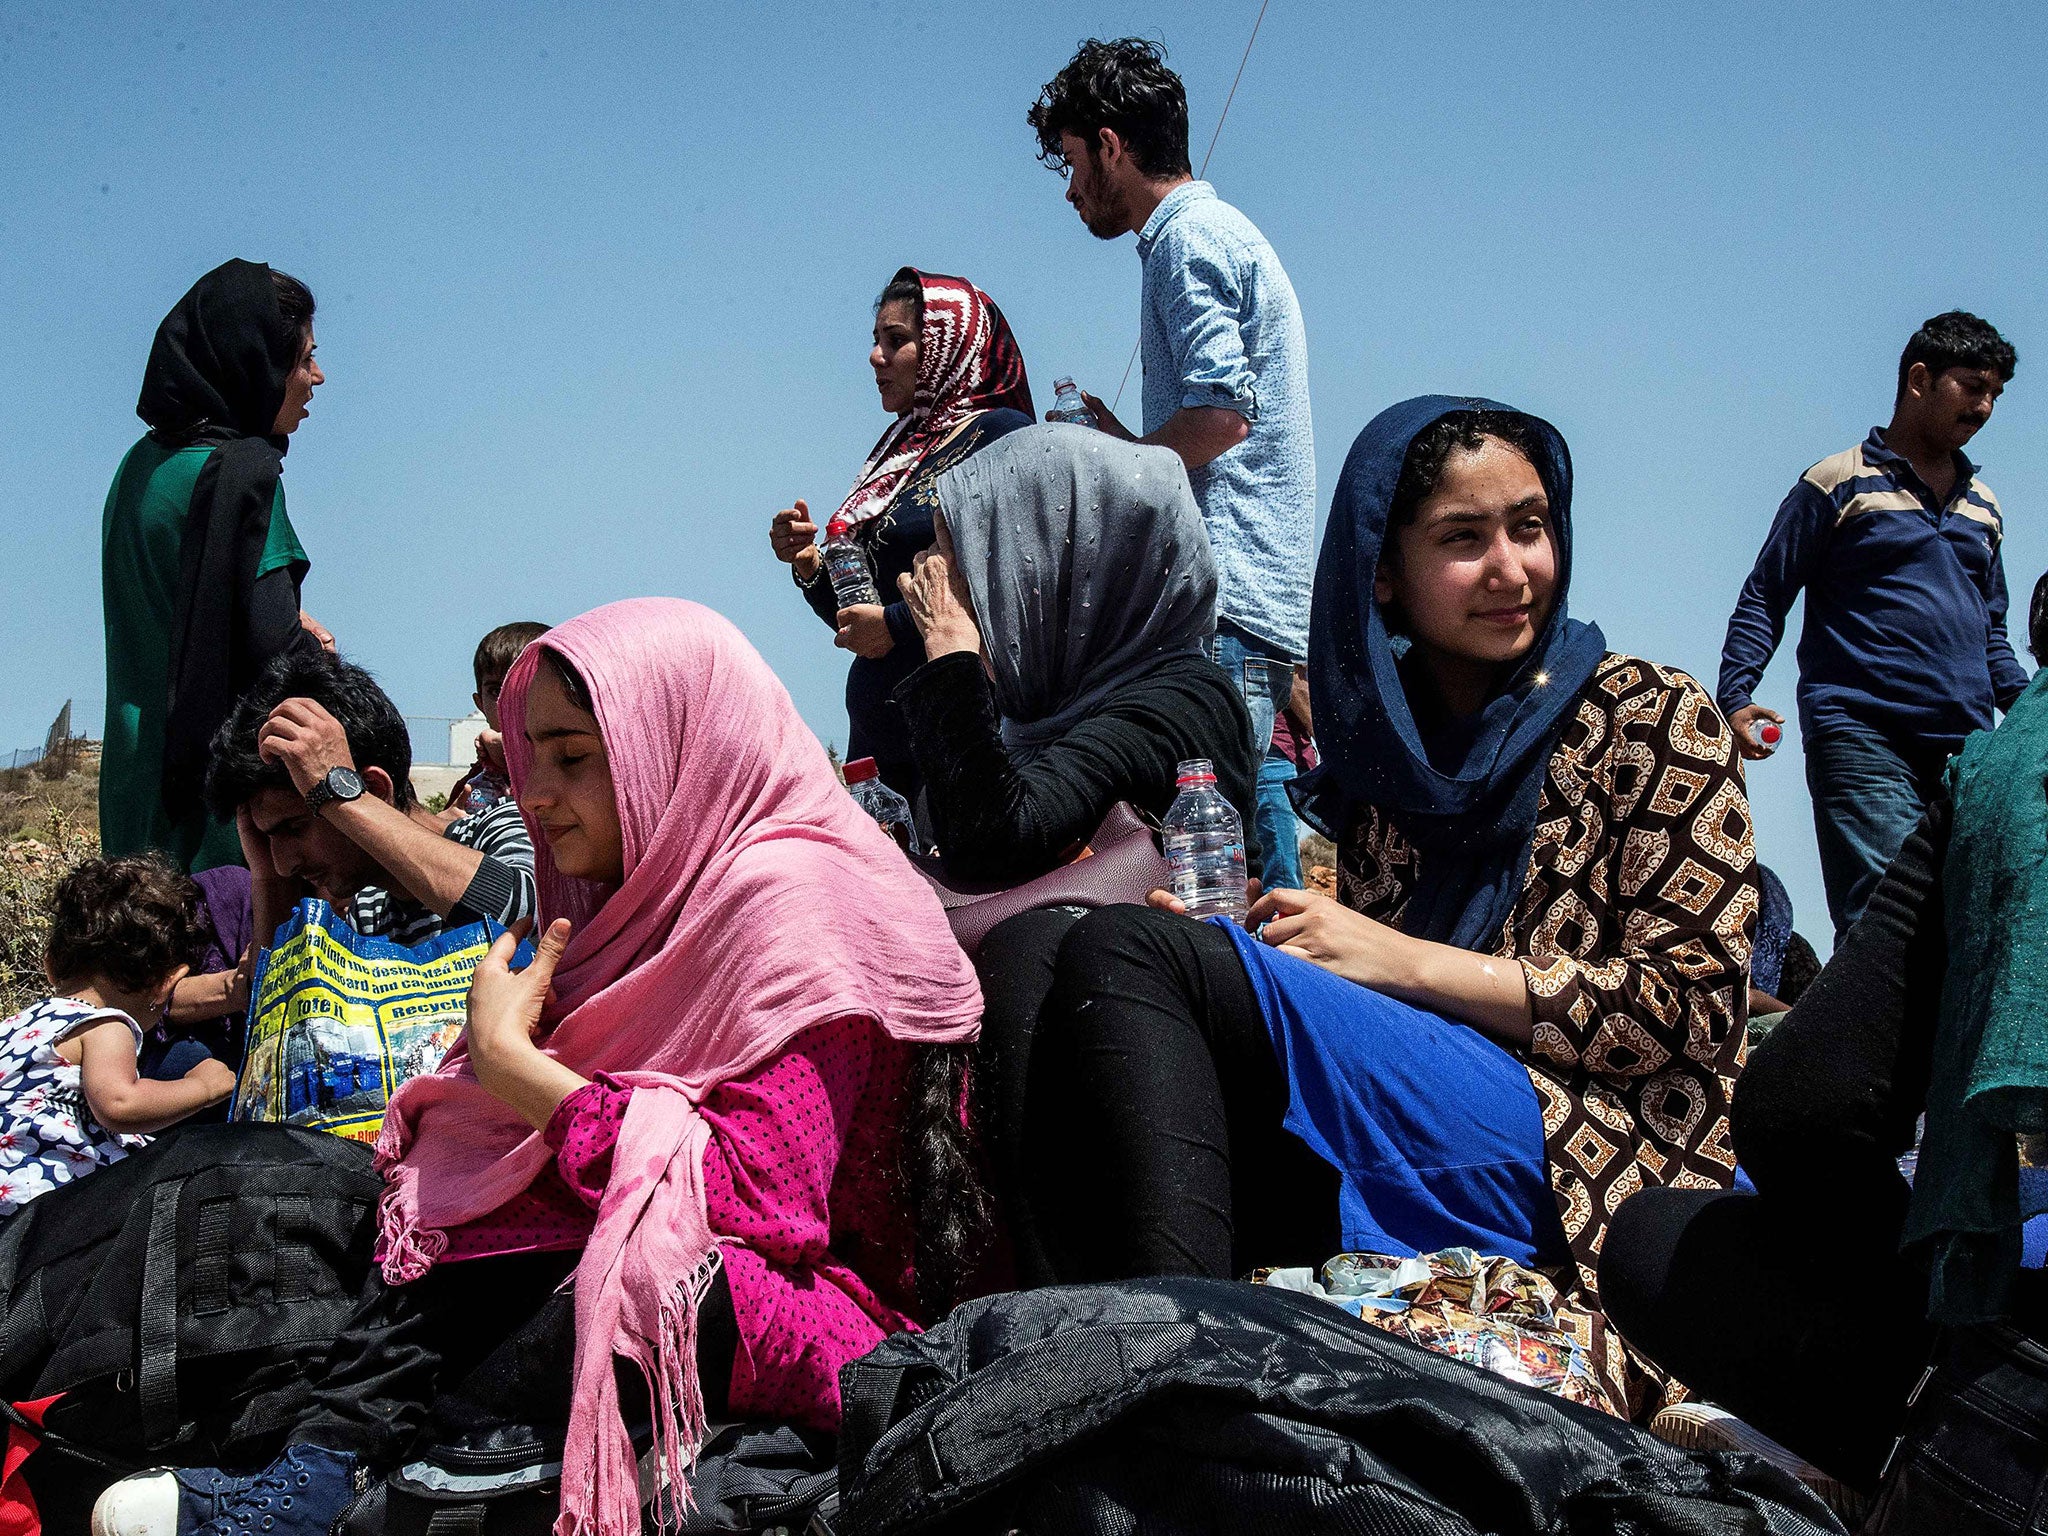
[136,259,308,822]
[1293,396,1608,952]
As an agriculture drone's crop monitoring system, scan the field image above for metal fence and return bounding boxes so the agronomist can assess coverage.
[3,740,94,776]
[404,715,472,769]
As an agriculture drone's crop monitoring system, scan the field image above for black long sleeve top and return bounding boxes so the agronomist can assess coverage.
[796,408,1033,780]
[893,649,1261,887]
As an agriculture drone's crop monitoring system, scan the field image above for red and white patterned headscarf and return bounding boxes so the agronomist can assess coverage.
[833,267,1034,526]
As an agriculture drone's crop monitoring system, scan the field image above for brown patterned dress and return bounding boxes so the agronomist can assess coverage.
[1338,653,1757,1304]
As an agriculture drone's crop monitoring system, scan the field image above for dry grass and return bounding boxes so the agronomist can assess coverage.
[0,763,101,1016]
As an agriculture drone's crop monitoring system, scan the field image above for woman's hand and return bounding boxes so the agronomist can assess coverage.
[834,604,895,659]
[1250,886,1421,990]
[300,612,336,652]
[465,918,592,1130]
[897,548,983,660]
[1146,878,1265,920]
[467,919,568,1071]
[770,501,822,584]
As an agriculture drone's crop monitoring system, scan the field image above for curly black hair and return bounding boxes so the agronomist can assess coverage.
[1387,409,1549,534]
[1897,310,2016,403]
[205,649,415,819]
[44,855,209,994]
[1029,37,1192,180]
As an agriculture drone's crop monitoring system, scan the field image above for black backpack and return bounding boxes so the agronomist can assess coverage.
[836,1277,1850,1536]
[0,1123,385,1527]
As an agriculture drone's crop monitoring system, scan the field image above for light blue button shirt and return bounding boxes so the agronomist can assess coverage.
[1138,181,1315,660]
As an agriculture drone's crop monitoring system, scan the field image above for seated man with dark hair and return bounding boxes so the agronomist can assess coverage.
[206,650,536,950]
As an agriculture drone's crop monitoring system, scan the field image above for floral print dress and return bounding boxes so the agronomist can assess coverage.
[0,997,149,1215]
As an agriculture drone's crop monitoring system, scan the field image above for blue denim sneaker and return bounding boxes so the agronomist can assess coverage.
[196,1445,360,1535]
[90,1465,256,1535]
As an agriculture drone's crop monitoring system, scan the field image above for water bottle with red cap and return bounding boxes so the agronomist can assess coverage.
[842,757,919,854]
[1750,719,1782,756]
[822,518,881,609]
[1163,758,1248,920]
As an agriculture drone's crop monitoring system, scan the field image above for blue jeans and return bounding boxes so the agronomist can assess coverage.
[140,1036,215,1080]
[1212,627,1293,880]
[1256,748,1304,890]
[1804,724,1949,945]
[1210,624,1290,762]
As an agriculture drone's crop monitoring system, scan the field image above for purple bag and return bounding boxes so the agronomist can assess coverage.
[912,802,1169,957]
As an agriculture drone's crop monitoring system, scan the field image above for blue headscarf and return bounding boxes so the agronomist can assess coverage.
[1293,396,1608,951]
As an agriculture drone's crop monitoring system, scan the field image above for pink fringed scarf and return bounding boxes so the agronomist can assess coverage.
[374,598,982,1536]
[832,267,1034,527]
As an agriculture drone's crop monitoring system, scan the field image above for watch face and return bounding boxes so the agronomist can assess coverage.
[326,766,365,801]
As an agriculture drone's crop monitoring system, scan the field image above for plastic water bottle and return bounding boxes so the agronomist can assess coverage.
[1046,376,1098,429]
[1162,758,1248,920]
[822,518,881,608]
[843,757,919,854]
[1748,719,1782,756]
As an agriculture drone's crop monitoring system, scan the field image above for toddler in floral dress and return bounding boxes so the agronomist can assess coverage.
[0,856,237,1216]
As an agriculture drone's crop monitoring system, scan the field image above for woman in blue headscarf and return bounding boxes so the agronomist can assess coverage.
[978,398,1757,1320]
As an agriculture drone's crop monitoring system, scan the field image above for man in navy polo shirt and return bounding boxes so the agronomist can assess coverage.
[1718,311,2023,941]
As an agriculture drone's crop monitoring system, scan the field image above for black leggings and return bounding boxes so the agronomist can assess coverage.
[296,1247,736,1463]
[975,904,1339,1287]
[1600,795,2045,1490]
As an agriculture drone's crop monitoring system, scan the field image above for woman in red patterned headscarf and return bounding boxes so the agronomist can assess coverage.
[768,268,1033,803]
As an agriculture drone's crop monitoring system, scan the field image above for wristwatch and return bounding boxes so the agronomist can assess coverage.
[303,765,366,816]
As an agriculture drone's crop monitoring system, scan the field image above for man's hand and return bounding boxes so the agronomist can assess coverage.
[237,805,284,884]
[835,604,895,659]
[300,612,336,652]
[1071,390,1134,441]
[898,549,984,660]
[257,698,357,801]
[771,501,823,584]
[1286,665,1314,741]
[1728,703,1784,762]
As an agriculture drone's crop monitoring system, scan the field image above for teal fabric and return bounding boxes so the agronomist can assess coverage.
[1904,668,2048,1323]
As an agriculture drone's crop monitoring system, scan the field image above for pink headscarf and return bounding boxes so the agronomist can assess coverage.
[375,598,981,1536]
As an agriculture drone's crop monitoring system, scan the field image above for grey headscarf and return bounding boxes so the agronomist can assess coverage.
[933,423,1218,760]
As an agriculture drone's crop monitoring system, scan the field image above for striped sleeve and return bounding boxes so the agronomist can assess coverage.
[447,800,537,928]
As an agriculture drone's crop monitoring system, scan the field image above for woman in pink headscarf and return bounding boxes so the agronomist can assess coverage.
[88,599,986,1536]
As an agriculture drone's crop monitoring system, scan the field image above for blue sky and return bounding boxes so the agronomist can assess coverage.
[3,0,2043,952]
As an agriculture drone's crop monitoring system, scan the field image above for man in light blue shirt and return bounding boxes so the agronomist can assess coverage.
[1030,37,1316,881]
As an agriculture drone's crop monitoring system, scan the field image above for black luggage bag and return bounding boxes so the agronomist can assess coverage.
[836,1277,1850,1536]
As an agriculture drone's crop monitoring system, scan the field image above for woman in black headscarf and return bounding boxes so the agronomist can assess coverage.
[101,259,328,871]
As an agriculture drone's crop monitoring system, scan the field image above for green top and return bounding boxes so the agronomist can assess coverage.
[1905,666,2048,1323]
[99,436,306,871]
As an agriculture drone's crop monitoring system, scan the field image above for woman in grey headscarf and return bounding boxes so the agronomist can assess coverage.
[892,423,1259,886]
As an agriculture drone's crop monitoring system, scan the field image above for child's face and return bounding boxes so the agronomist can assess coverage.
[474,669,509,732]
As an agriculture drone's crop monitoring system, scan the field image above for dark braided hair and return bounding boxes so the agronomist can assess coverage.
[901,1043,994,1318]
